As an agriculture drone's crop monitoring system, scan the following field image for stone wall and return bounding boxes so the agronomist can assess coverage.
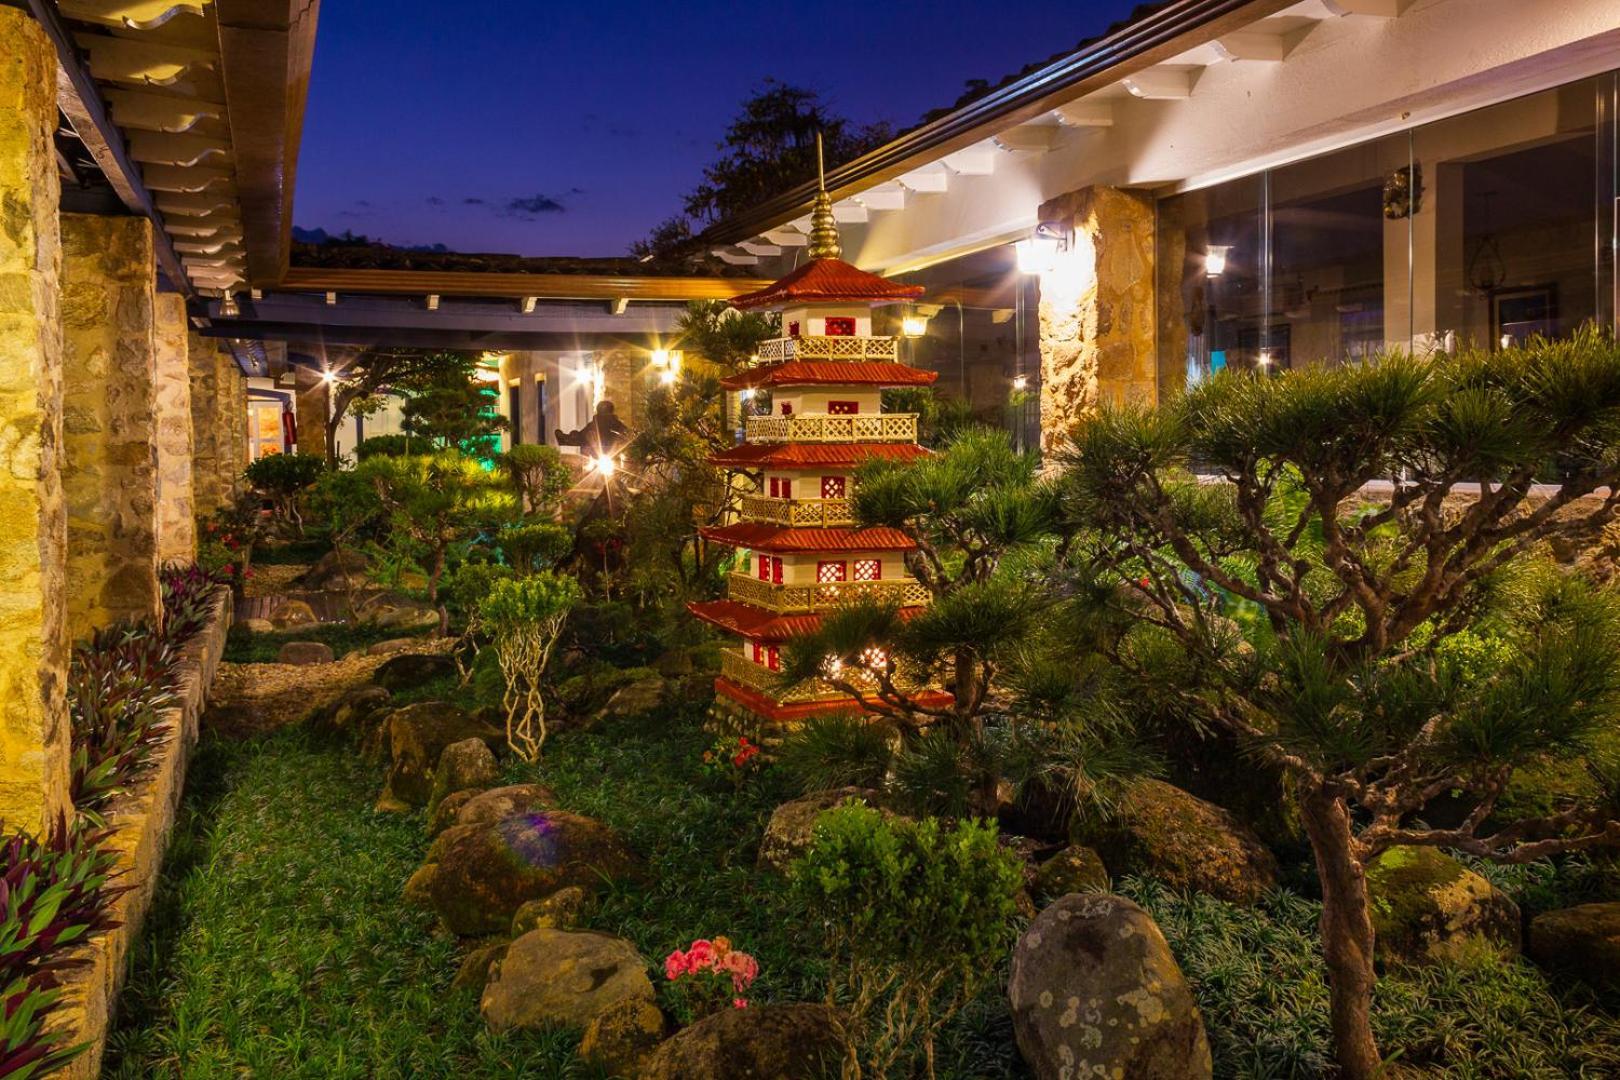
[0,9,71,833]
[220,351,246,497]
[1036,186,1157,453]
[188,330,223,516]
[60,214,161,638]
[153,293,195,562]
[294,365,329,459]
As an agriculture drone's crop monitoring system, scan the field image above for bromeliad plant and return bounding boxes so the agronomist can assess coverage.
[1058,328,1620,1080]
[479,573,582,762]
[0,820,121,1079]
[66,624,178,823]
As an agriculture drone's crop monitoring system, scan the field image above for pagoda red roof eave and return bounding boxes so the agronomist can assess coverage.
[708,442,931,469]
[698,523,916,553]
[714,676,954,722]
[688,599,928,641]
[728,257,925,311]
[720,361,939,391]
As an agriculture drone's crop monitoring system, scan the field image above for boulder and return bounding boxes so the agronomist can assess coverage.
[1009,893,1212,1080]
[451,938,509,994]
[381,702,500,808]
[481,929,655,1033]
[578,997,667,1078]
[302,548,370,591]
[241,617,275,634]
[641,1003,845,1080]
[450,783,558,832]
[312,684,392,747]
[417,810,640,935]
[277,640,334,666]
[269,599,318,629]
[757,788,887,874]
[650,649,695,677]
[597,673,667,720]
[1082,780,1278,905]
[367,637,426,656]
[428,738,500,813]
[1365,846,1521,964]
[428,789,478,838]
[512,885,591,935]
[1034,846,1110,903]
[373,652,457,692]
[358,593,441,631]
[1527,902,1620,988]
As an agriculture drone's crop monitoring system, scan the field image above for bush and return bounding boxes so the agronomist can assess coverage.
[777,713,894,795]
[788,803,1023,1077]
[244,453,326,534]
[353,434,426,460]
[0,821,121,1078]
[500,444,571,515]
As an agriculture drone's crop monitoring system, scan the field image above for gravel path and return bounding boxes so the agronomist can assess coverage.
[206,637,453,738]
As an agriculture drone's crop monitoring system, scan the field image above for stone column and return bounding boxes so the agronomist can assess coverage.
[0,9,71,832]
[60,214,161,638]
[1035,186,1157,454]
[217,351,244,496]
[187,331,222,517]
[153,293,194,562]
[293,366,328,458]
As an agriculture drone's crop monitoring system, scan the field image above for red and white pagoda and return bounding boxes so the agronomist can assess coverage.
[690,156,953,727]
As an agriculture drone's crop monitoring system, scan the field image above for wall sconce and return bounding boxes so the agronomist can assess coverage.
[218,290,239,317]
[1205,245,1231,278]
[900,314,929,338]
[1012,373,1029,392]
[650,348,671,369]
[659,368,678,386]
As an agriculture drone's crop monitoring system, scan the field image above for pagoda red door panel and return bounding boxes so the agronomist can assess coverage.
[827,400,859,414]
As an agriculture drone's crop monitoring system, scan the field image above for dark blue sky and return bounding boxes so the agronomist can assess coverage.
[294,1,1140,257]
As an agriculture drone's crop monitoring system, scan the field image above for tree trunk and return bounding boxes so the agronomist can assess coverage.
[1300,788,1383,1080]
[324,412,340,466]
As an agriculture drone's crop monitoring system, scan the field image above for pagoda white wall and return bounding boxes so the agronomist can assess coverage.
[781,306,873,336]
[774,389,882,414]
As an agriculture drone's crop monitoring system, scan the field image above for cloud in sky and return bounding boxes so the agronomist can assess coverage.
[503,193,568,219]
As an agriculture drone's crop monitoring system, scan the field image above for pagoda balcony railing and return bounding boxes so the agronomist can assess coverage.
[726,573,930,614]
[720,650,934,704]
[757,336,898,363]
[738,494,858,527]
[745,413,918,444]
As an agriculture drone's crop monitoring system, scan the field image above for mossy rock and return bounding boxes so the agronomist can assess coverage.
[1033,845,1110,903]
[481,929,655,1034]
[416,810,641,936]
[1527,901,1620,988]
[641,1003,844,1080]
[379,702,500,808]
[1365,845,1521,965]
[757,788,890,874]
[1078,780,1279,906]
[578,997,667,1078]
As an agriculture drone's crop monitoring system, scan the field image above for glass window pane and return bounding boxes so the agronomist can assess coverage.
[1156,174,1264,391]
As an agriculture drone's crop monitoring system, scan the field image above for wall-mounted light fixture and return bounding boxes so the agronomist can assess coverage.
[218,289,238,317]
[900,314,929,338]
[1205,245,1231,278]
[1012,373,1029,392]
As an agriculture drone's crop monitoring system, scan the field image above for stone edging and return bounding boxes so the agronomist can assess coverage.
[48,587,234,1079]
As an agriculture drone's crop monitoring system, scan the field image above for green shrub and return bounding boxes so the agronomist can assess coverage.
[500,444,571,515]
[496,521,571,575]
[354,433,426,460]
[777,713,894,795]
[244,453,326,534]
[789,804,1023,1077]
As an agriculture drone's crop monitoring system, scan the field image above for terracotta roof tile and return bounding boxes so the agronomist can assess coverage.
[688,600,929,641]
[700,523,916,553]
[721,361,938,390]
[729,257,925,311]
[709,442,930,469]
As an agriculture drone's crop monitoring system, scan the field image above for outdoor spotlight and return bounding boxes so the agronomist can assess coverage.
[900,315,929,338]
[320,367,338,385]
[1012,373,1029,392]
[1205,245,1231,277]
[1257,350,1273,367]
[651,349,670,369]
[1015,235,1060,275]
[593,454,617,477]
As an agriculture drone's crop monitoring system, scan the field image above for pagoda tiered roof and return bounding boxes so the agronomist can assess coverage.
[688,599,929,642]
[709,442,930,469]
[721,360,938,391]
[699,522,916,553]
[729,257,925,311]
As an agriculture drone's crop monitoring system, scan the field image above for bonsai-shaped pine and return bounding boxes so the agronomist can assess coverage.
[243,452,325,536]
[360,450,517,635]
[781,428,1057,730]
[789,803,1022,1080]
[317,348,480,465]
[500,443,572,517]
[479,573,581,762]
[304,466,385,619]
[398,371,508,453]
[1058,329,1620,1080]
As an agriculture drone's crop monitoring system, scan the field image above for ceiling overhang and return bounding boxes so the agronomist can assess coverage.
[276,266,773,303]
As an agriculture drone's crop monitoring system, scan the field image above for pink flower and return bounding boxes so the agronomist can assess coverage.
[732,998,748,1009]
[686,939,715,970]
[664,950,690,981]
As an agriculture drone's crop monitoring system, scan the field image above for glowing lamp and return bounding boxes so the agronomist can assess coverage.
[650,349,671,369]
[320,367,338,385]
[900,315,929,338]
[739,388,755,401]
[1015,236,1060,275]
[1012,373,1029,392]
[1257,350,1273,367]
[659,368,677,386]
[1205,245,1231,278]
[592,454,617,477]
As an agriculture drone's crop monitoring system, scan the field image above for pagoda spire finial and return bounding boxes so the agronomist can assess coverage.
[805,132,842,261]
